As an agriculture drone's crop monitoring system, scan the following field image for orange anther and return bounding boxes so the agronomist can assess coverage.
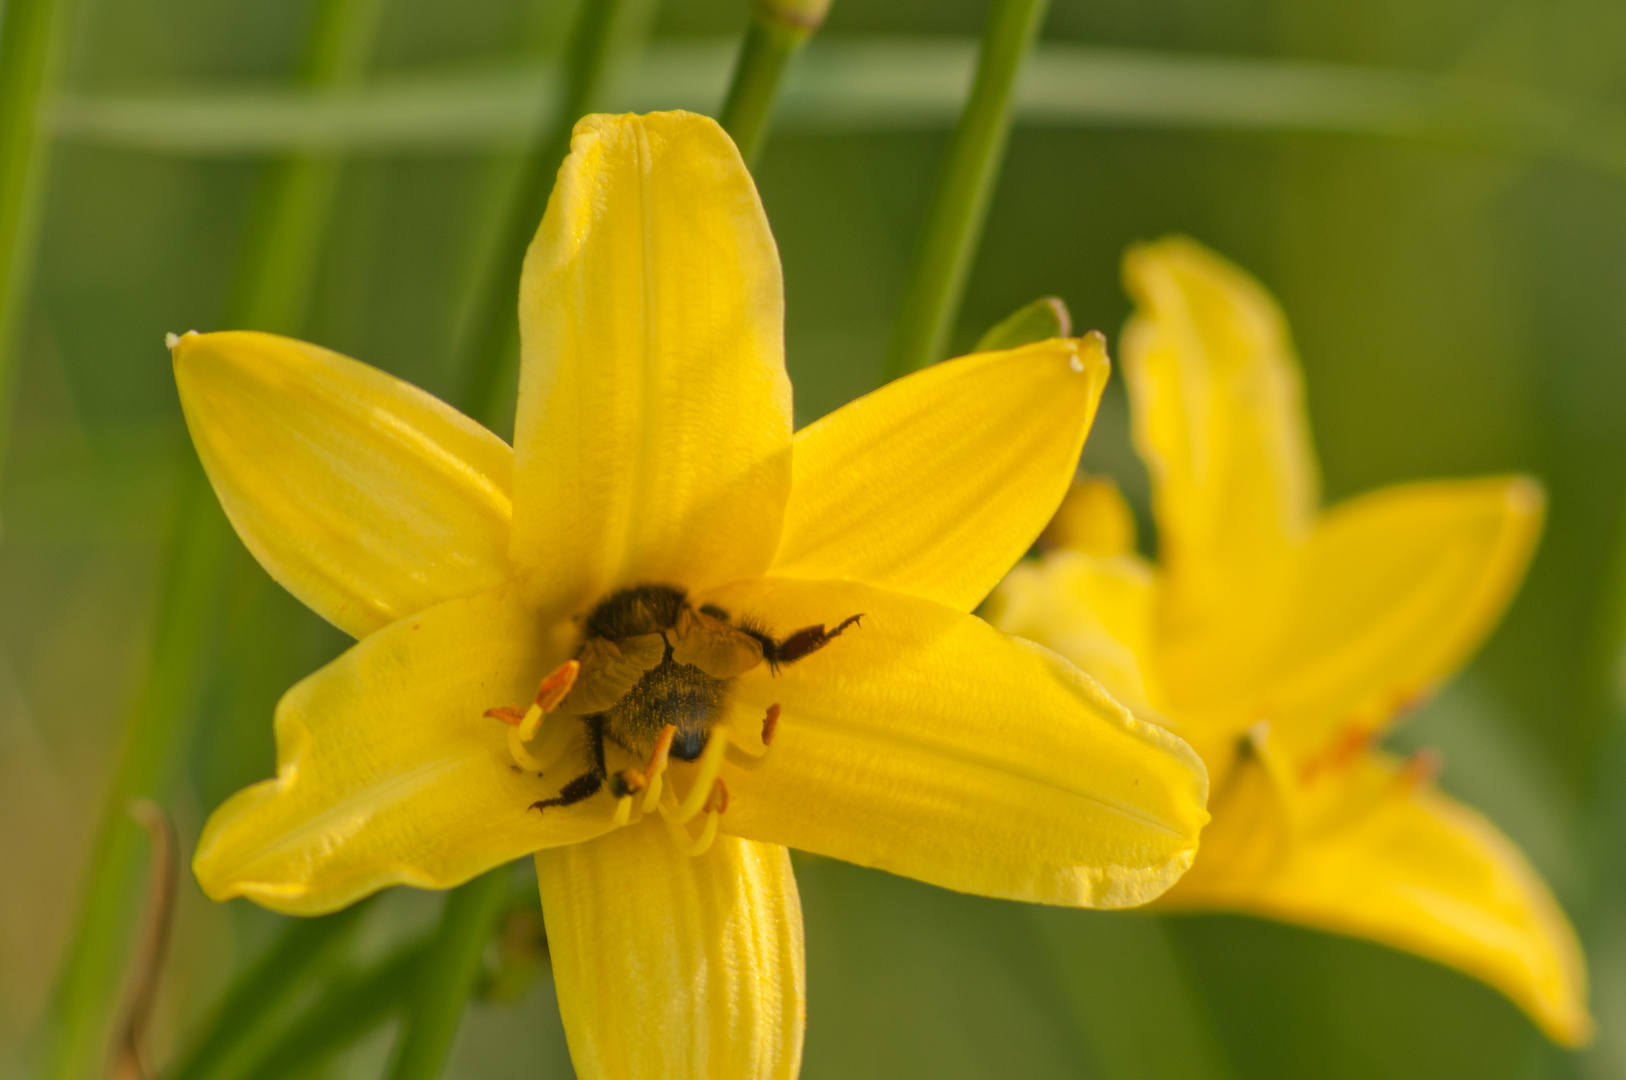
[1301,724,1373,783]
[484,706,526,726]
[648,725,677,775]
[1399,747,1442,790]
[761,703,781,746]
[534,660,580,712]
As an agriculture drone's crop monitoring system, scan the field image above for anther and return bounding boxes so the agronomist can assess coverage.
[1299,723,1372,783]
[534,660,580,712]
[492,660,582,773]
[641,725,676,814]
[1399,747,1442,790]
[761,704,781,747]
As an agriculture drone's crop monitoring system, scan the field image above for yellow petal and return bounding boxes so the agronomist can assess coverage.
[511,111,792,615]
[1040,475,1138,557]
[172,331,513,639]
[1122,237,1318,638]
[193,587,608,914]
[771,337,1109,612]
[983,548,1160,719]
[536,826,804,1080]
[697,577,1209,909]
[1164,476,1544,759]
[1160,749,1591,1046]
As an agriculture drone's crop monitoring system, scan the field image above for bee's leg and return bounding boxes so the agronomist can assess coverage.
[761,613,864,672]
[530,715,607,813]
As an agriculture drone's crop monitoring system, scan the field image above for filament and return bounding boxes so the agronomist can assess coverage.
[665,728,730,825]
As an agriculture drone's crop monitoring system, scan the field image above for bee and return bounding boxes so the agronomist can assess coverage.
[531,583,862,812]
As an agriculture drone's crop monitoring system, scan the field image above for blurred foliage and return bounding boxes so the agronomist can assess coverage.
[6,0,1626,1076]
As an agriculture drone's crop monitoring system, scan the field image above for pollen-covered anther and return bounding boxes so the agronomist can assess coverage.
[640,725,676,813]
[491,660,581,773]
[534,659,580,711]
[761,703,781,747]
[1300,723,1374,783]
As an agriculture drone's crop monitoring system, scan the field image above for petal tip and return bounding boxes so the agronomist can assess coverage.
[1504,474,1547,519]
[164,329,200,354]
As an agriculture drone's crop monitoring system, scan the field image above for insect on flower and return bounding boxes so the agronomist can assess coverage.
[496,583,860,818]
[172,111,1211,1080]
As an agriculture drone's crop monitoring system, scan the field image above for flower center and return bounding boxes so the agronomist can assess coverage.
[483,582,860,857]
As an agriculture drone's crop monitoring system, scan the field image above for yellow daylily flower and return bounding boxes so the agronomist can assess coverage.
[174,111,1210,1079]
[986,236,1592,1046]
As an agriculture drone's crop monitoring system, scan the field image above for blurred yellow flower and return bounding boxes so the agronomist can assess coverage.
[986,237,1591,1046]
[171,112,1210,1079]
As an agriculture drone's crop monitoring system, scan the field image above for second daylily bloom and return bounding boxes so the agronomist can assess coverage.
[174,112,1209,1078]
[987,237,1591,1045]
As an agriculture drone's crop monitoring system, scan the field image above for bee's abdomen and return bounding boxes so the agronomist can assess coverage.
[608,658,725,760]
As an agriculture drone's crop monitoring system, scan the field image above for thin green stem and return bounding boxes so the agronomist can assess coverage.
[39,462,234,1080]
[163,899,373,1080]
[453,0,658,427]
[882,0,1050,379]
[719,2,829,167]
[384,868,512,1080]
[0,0,75,489]
[37,2,386,1076]
[229,0,385,333]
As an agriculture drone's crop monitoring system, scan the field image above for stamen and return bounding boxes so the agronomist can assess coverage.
[517,703,545,743]
[1298,722,1372,783]
[508,722,548,773]
[494,661,582,773]
[534,660,580,712]
[664,728,730,825]
[1398,747,1442,790]
[641,771,664,812]
[642,726,676,814]
[661,794,723,857]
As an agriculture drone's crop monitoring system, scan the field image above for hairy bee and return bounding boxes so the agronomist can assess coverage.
[532,583,861,812]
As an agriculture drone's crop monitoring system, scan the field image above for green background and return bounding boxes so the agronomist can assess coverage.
[4,0,1626,1076]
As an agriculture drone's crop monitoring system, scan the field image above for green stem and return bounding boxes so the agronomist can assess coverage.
[228,0,385,333]
[882,0,1051,379]
[453,0,658,427]
[37,3,386,1076]
[163,899,373,1080]
[384,868,512,1079]
[0,0,75,489]
[719,2,830,167]
[241,937,432,1080]
[39,462,234,1080]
